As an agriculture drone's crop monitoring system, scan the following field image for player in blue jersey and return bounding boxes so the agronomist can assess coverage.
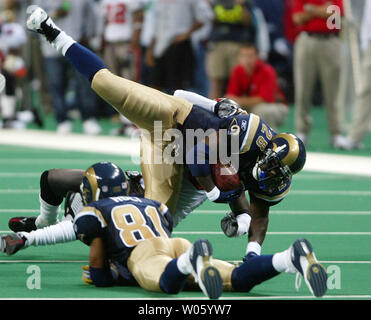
[12,7,307,258]
[1,162,328,298]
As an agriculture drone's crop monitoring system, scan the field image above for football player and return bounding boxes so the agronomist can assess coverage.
[19,7,306,258]
[1,162,327,298]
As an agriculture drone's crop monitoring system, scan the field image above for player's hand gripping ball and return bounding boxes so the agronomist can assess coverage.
[211,161,241,191]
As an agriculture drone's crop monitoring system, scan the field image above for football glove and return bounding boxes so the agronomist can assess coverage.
[221,212,251,237]
[125,170,145,197]
[214,98,246,118]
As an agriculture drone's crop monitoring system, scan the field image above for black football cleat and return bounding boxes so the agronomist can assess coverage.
[0,233,26,255]
[8,216,37,232]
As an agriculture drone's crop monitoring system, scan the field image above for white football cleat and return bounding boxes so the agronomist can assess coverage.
[186,239,223,299]
[289,238,327,297]
[26,6,61,42]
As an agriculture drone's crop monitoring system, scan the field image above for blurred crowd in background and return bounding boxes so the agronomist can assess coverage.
[0,0,370,151]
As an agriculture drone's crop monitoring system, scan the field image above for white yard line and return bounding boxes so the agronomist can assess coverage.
[1,209,371,215]
[2,189,371,196]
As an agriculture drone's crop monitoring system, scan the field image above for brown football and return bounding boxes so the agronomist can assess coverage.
[211,161,241,191]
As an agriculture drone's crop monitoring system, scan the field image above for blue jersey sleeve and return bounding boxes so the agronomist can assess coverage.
[73,206,106,245]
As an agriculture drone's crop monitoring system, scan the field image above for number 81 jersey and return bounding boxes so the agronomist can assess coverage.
[73,196,173,264]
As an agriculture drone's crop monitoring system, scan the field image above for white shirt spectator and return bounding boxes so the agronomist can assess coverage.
[100,0,144,43]
[151,0,213,57]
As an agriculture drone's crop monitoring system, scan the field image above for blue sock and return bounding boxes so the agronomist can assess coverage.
[231,254,280,292]
[65,43,106,82]
[159,258,188,294]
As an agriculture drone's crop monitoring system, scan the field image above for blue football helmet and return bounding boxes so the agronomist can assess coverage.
[252,133,306,193]
[80,162,128,204]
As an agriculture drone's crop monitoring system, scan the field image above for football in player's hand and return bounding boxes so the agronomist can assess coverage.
[211,161,241,191]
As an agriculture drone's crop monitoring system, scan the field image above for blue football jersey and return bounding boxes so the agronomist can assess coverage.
[182,105,277,170]
[183,105,291,204]
[73,196,173,280]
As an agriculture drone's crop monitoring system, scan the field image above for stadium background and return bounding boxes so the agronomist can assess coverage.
[0,0,370,300]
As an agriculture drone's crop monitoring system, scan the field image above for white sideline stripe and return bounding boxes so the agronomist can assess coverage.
[1,209,371,215]
[0,129,141,157]
[1,129,371,177]
[0,159,136,165]
[2,189,371,196]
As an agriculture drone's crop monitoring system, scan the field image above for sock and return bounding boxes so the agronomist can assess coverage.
[272,249,295,274]
[65,43,106,81]
[176,251,193,275]
[246,241,261,256]
[36,195,61,228]
[231,254,279,292]
[52,31,76,56]
[173,90,216,113]
[21,220,76,247]
[159,258,189,294]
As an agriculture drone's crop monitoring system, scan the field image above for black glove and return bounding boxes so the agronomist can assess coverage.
[221,212,239,237]
[214,98,240,118]
[125,170,145,197]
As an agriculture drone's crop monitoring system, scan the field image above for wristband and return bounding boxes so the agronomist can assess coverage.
[236,213,251,236]
[206,186,220,202]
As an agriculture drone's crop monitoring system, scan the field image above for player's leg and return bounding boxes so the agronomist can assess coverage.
[127,237,222,299]
[0,220,76,255]
[219,238,327,297]
[26,7,192,131]
[9,169,84,231]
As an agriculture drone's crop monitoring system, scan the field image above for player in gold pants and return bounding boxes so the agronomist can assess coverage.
[91,69,193,214]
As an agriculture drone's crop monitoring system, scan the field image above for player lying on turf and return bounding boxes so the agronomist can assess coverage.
[21,7,307,257]
[1,162,327,298]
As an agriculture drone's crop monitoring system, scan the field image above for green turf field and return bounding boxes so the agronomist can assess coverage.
[0,140,370,301]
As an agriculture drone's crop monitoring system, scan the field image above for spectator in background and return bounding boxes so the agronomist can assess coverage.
[206,0,256,100]
[337,0,371,150]
[0,9,27,129]
[145,0,213,94]
[97,0,145,136]
[225,43,288,130]
[254,0,294,103]
[292,0,344,147]
[139,0,155,86]
[34,0,102,135]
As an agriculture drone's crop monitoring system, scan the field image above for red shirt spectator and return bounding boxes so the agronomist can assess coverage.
[292,0,344,34]
[284,0,300,43]
[226,45,286,109]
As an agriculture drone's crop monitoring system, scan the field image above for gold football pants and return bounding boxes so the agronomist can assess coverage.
[91,69,193,213]
[127,237,235,292]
